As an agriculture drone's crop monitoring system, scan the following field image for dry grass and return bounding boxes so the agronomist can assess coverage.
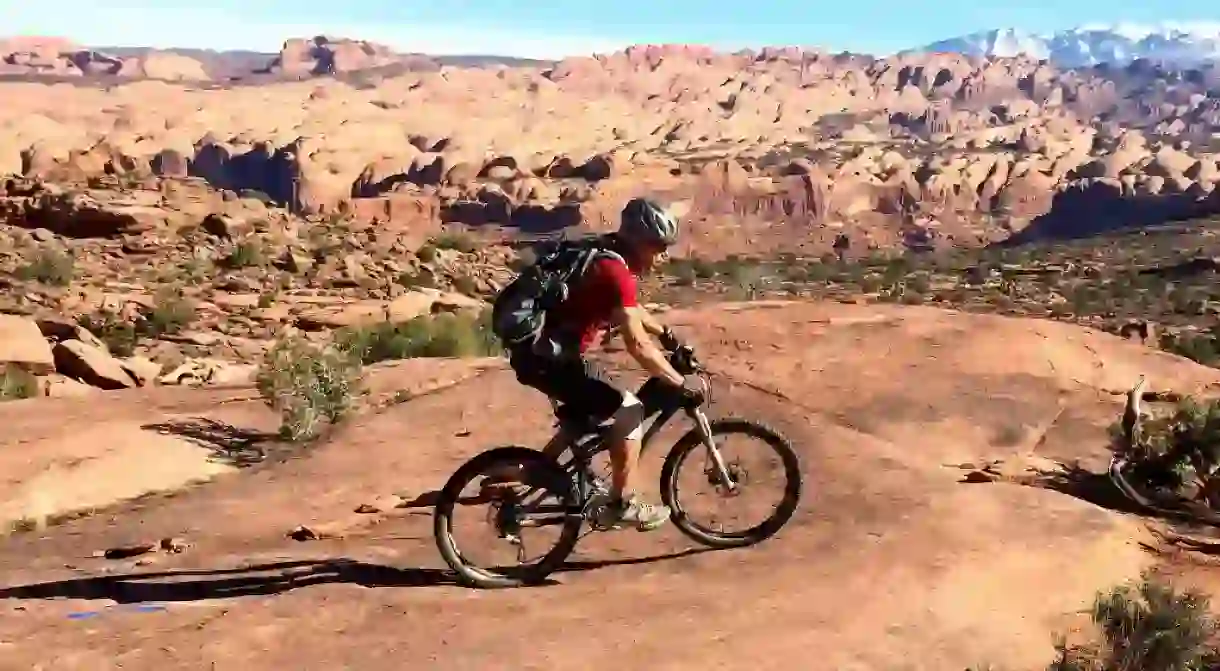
[0,368,39,401]
[255,336,366,442]
[336,310,501,365]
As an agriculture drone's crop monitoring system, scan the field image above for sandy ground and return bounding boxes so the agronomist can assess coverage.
[2,301,1217,671]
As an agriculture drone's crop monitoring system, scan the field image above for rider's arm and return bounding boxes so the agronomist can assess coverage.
[615,305,684,386]
[598,258,684,386]
[637,307,668,337]
[600,308,665,349]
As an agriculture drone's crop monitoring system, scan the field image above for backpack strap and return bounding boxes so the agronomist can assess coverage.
[567,238,627,283]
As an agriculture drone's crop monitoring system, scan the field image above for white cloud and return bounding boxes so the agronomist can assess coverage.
[0,3,633,58]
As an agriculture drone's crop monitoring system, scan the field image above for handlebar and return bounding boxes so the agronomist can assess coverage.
[667,344,702,376]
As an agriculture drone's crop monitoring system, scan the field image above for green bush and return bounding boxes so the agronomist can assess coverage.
[144,290,196,337]
[75,291,195,357]
[664,258,698,286]
[255,337,365,442]
[1116,396,1220,504]
[452,274,478,295]
[221,240,266,269]
[432,232,478,254]
[76,310,137,357]
[397,271,437,289]
[1161,332,1220,368]
[416,244,438,263]
[337,310,501,365]
[16,248,75,286]
[1048,573,1218,671]
[0,368,39,401]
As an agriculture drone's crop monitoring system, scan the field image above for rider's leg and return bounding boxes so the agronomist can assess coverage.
[588,386,670,532]
[604,391,645,499]
[497,352,669,530]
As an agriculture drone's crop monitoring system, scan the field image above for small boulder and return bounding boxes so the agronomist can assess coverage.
[0,315,54,375]
[386,289,484,323]
[157,358,256,386]
[120,356,162,387]
[52,340,136,390]
[35,318,109,352]
[42,373,98,397]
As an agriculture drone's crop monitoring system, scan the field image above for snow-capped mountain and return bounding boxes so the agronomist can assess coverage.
[910,22,1220,67]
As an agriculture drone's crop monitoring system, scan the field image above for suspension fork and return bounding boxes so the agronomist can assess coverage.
[690,407,737,492]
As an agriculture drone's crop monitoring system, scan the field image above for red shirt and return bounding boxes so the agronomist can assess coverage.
[551,256,639,353]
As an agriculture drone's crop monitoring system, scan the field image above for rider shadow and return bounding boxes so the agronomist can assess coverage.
[0,549,717,603]
[0,560,452,603]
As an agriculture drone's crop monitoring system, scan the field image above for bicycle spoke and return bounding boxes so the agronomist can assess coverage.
[661,419,802,548]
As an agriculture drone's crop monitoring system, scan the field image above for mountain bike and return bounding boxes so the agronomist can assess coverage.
[432,344,803,588]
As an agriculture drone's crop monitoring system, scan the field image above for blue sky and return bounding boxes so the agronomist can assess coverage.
[3,0,1220,58]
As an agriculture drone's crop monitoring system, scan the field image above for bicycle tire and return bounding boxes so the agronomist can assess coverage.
[659,417,802,549]
[433,446,584,588]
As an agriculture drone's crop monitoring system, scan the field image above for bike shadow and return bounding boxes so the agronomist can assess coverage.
[0,549,716,604]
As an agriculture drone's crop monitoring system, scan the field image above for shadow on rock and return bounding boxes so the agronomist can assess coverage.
[1000,181,1220,246]
[1026,462,1156,516]
[141,417,277,468]
[0,560,451,603]
[0,549,716,603]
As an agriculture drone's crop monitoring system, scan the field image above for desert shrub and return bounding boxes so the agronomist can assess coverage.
[76,310,137,357]
[719,258,764,300]
[778,262,810,283]
[221,240,265,269]
[906,272,932,294]
[397,271,437,289]
[144,289,196,336]
[0,368,39,401]
[337,310,501,365]
[803,262,836,283]
[690,257,717,279]
[255,336,365,442]
[665,258,698,286]
[16,248,74,286]
[416,244,438,263]
[452,274,478,295]
[1161,330,1220,368]
[1048,573,1218,671]
[1115,396,1220,506]
[75,291,195,356]
[432,232,478,254]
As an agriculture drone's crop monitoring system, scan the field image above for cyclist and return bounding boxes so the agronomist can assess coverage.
[490,197,707,531]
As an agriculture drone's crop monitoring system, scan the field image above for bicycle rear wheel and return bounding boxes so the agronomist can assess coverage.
[433,446,584,588]
[659,418,802,549]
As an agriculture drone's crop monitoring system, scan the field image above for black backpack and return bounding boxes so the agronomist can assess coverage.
[491,236,625,354]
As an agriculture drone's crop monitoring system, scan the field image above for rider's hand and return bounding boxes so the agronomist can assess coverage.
[679,373,708,404]
[658,326,682,352]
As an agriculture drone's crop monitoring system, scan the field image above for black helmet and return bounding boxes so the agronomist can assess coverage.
[618,197,679,247]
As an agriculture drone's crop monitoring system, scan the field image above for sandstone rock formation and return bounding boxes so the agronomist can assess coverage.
[3,40,1220,256]
[0,37,210,81]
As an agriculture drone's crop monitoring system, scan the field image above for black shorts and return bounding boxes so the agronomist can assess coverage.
[509,348,627,422]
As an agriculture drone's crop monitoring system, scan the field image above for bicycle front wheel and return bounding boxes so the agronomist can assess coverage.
[659,418,802,548]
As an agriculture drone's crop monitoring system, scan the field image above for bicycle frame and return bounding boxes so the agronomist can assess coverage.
[510,375,735,528]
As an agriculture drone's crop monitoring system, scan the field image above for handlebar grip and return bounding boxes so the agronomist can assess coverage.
[658,327,681,352]
[669,345,699,375]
